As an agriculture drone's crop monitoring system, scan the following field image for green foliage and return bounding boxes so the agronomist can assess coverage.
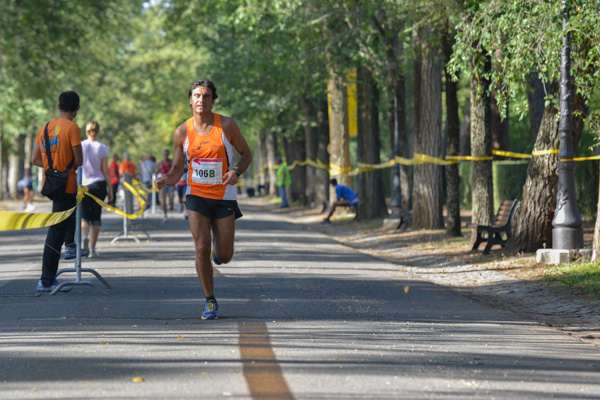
[450,0,600,119]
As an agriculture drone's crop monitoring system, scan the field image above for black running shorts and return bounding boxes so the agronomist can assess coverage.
[185,195,243,220]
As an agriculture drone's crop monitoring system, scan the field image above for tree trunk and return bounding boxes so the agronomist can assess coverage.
[506,81,560,254]
[327,67,351,191]
[527,74,547,142]
[412,29,444,229]
[592,161,600,261]
[356,66,388,220]
[491,92,509,151]
[0,127,8,201]
[292,129,306,205]
[265,131,277,195]
[470,58,494,238]
[460,97,471,156]
[302,97,318,208]
[315,99,330,210]
[442,28,461,237]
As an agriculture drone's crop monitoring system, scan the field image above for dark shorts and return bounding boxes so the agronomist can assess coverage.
[82,181,107,225]
[185,195,243,220]
[176,184,187,200]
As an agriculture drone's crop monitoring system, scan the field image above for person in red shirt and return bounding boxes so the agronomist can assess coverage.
[31,91,83,292]
[109,154,120,207]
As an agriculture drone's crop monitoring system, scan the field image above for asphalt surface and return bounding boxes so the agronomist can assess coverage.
[1,199,599,399]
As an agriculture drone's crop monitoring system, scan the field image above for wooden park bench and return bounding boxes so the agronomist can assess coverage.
[468,199,520,255]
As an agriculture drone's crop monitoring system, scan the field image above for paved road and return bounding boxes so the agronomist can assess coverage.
[1,201,599,399]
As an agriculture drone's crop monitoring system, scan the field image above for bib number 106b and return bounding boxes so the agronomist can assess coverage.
[194,169,216,178]
[191,158,223,185]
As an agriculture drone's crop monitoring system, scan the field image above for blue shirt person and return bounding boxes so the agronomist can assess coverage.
[323,178,359,223]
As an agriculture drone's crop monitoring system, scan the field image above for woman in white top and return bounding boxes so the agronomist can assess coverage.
[81,121,114,258]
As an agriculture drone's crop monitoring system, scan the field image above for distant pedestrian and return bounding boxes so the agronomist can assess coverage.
[276,157,291,208]
[109,154,120,207]
[19,162,35,212]
[80,121,114,258]
[176,170,188,219]
[322,178,359,223]
[156,149,175,223]
[139,153,156,208]
[31,91,83,292]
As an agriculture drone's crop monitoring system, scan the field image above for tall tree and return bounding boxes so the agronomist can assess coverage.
[442,25,462,237]
[356,66,388,220]
[412,27,444,229]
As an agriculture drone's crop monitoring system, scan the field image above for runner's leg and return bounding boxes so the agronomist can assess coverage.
[188,210,214,297]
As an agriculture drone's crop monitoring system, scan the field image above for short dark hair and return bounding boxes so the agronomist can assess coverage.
[330,178,338,186]
[58,91,80,112]
[188,78,218,100]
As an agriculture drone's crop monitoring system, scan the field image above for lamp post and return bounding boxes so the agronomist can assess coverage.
[552,0,583,249]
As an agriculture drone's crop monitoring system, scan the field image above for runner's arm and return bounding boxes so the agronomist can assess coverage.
[222,117,252,186]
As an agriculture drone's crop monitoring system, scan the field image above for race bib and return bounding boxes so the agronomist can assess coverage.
[191,158,223,185]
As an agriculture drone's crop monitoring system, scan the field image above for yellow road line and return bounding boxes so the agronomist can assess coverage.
[239,321,294,400]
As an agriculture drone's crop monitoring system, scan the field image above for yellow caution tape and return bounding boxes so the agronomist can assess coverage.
[413,153,457,165]
[329,163,353,176]
[0,188,84,231]
[531,149,559,156]
[492,150,531,159]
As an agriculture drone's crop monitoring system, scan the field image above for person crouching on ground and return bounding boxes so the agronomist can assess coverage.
[322,178,359,223]
[155,78,252,320]
[81,121,114,258]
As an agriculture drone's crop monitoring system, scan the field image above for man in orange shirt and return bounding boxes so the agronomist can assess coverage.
[32,91,84,292]
[119,152,136,178]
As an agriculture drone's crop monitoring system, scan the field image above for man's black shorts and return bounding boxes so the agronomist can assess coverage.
[185,195,243,220]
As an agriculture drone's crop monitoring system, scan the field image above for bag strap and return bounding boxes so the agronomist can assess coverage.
[43,122,74,172]
[43,123,54,171]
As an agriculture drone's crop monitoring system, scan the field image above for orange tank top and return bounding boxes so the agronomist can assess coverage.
[183,114,236,200]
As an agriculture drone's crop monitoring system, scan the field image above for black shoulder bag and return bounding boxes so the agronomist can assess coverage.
[40,122,74,201]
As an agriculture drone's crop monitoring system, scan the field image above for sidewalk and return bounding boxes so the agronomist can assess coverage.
[248,196,600,346]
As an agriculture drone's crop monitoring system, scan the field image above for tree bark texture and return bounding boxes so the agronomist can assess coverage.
[470,62,494,238]
[491,92,509,152]
[302,97,318,207]
[292,129,307,205]
[412,29,444,229]
[592,162,600,261]
[506,81,560,254]
[527,74,547,142]
[265,131,278,196]
[327,67,351,190]
[386,71,411,211]
[315,99,330,210]
[442,28,461,237]
[356,66,388,220]
[460,97,471,156]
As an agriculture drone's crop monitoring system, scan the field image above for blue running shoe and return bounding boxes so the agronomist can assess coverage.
[211,234,222,265]
[65,245,89,260]
[201,300,218,320]
[37,279,72,293]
